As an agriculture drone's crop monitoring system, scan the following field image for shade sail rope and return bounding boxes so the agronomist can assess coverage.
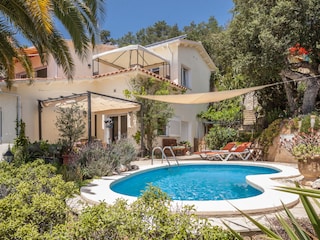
[136,75,320,104]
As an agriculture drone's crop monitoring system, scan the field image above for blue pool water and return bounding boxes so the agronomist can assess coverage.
[110,164,280,201]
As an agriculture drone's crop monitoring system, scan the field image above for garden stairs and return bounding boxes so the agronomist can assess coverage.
[243,110,256,127]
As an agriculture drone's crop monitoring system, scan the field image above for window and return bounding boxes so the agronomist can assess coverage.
[36,68,47,78]
[158,117,181,137]
[121,115,127,138]
[168,118,181,136]
[16,67,47,79]
[150,67,160,75]
[181,66,190,88]
[19,74,27,79]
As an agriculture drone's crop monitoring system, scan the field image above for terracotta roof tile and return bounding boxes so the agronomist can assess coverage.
[93,66,187,90]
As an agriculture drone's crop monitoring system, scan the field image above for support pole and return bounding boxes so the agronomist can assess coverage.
[38,100,43,140]
[140,104,145,157]
[87,91,92,142]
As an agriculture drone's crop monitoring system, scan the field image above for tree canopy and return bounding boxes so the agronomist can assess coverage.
[218,0,320,115]
[106,17,222,50]
[100,2,320,121]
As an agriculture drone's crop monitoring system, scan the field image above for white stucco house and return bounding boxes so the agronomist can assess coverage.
[0,35,216,154]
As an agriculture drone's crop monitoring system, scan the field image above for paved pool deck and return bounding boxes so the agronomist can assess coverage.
[75,155,318,233]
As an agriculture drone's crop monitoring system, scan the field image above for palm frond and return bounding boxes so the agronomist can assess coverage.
[226,204,282,239]
[0,21,33,86]
[24,0,54,34]
[276,183,320,238]
[0,0,105,81]
[281,202,312,239]
[276,214,302,240]
[222,222,243,240]
[300,191,320,238]
[276,185,320,199]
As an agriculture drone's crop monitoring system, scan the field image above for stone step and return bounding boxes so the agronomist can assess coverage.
[243,110,256,126]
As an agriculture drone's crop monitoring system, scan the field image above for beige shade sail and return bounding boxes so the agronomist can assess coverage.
[42,93,140,114]
[137,84,273,104]
[54,95,140,114]
[38,92,141,142]
[92,45,168,69]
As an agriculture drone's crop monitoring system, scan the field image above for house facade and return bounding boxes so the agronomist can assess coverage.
[0,36,216,152]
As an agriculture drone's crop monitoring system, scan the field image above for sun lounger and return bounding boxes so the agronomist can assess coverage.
[199,142,253,161]
[211,142,253,161]
[197,142,236,160]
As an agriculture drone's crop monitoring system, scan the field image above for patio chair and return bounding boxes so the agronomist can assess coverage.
[246,144,264,161]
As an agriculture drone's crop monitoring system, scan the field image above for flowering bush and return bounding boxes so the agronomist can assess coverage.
[288,43,310,63]
[289,43,309,56]
[283,131,320,159]
[281,115,320,160]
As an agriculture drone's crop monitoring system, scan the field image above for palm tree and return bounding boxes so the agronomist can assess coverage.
[0,0,104,85]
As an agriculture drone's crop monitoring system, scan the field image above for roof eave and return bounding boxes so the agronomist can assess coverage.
[93,66,187,91]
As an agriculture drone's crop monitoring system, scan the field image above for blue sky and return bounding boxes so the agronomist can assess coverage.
[19,1,233,46]
[102,0,234,39]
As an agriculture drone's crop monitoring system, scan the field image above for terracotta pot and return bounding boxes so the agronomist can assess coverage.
[62,154,73,165]
[298,156,320,180]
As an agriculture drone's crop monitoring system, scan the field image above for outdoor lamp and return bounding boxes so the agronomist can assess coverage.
[3,146,14,163]
[104,117,113,128]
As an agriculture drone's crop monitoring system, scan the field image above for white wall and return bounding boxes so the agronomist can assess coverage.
[0,93,19,143]
[2,39,215,147]
[12,79,94,142]
[149,40,214,144]
[0,143,10,161]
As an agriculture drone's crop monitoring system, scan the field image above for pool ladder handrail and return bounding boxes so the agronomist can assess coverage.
[151,146,179,166]
[162,146,180,166]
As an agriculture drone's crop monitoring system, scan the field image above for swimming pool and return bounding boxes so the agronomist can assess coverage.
[81,161,301,216]
[110,164,279,200]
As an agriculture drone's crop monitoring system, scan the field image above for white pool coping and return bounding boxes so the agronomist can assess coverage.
[80,161,301,216]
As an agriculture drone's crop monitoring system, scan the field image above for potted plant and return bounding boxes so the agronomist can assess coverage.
[179,140,192,155]
[55,103,86,164]
[282,116,320,180]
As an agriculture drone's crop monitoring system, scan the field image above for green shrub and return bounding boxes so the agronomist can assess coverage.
[314,115,320,131]
[12,119,30,165]
[289,117,300,131]
[300,115,311,134]
[264,108,284,126]
[55,103,86,154]
[133,130,141,145]
[55,185,236,239]
[205,126,238,150]
[0,160,77,238]
[258,118,282,156]
[69,139,137,180]
[12,140,62,167]
[111,138,138,167]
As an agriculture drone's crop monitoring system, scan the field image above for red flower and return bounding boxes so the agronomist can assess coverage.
[289,43,309,55]
[298,47,308,55]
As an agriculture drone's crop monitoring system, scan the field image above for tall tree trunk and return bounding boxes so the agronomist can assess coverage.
[301,77,320,114]
[281,69,320,115]
[280,72,298,116]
